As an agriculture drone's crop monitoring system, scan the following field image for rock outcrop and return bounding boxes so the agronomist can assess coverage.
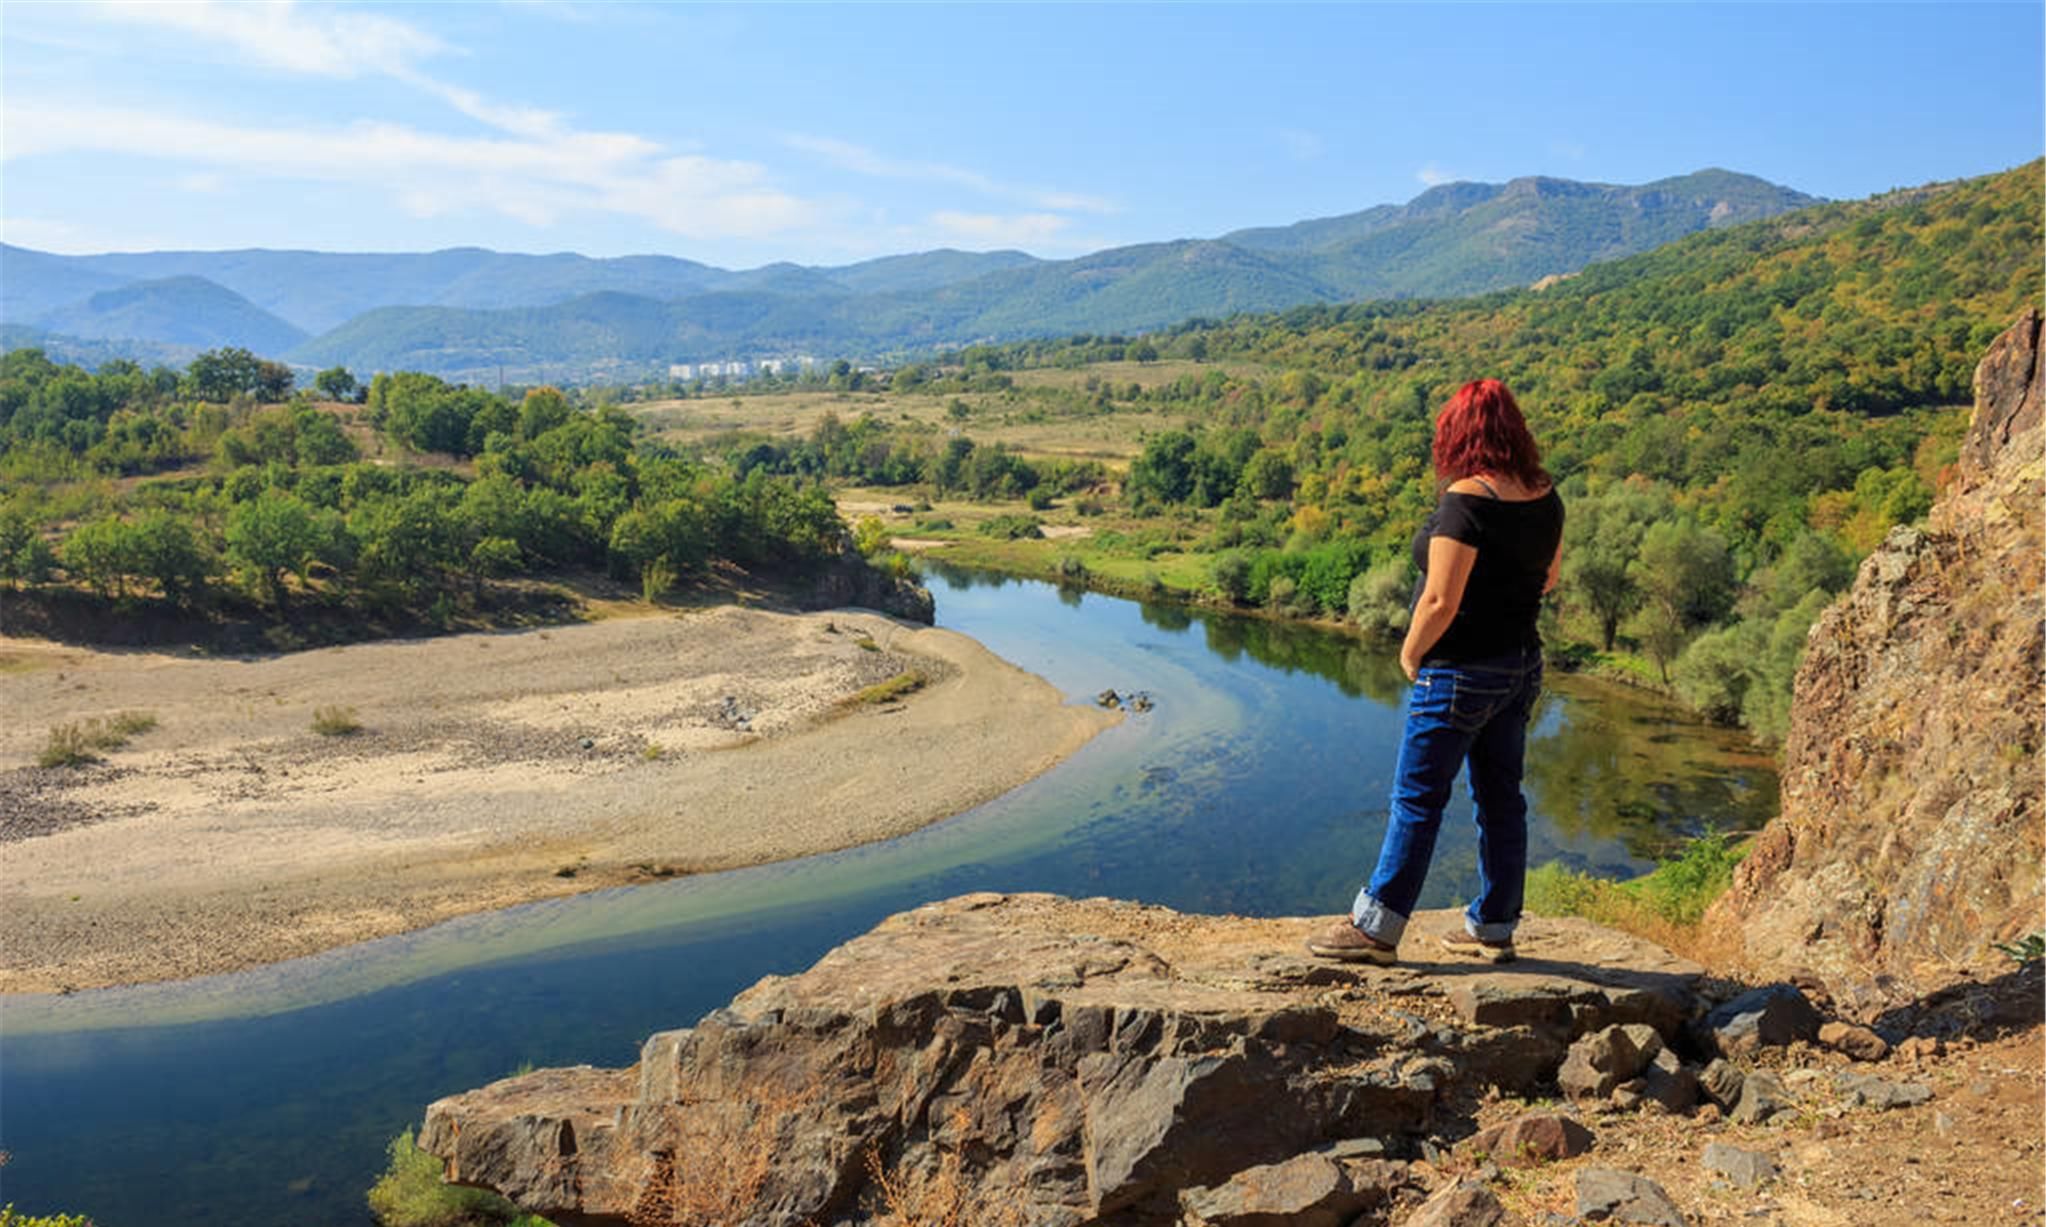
[421,893,1702,1226]
[1712,309,2045,1015]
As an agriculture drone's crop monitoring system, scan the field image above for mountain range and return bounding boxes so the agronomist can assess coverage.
[0,168,1819,383]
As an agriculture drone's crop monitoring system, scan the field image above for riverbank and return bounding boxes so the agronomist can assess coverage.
[0,606,1119,993]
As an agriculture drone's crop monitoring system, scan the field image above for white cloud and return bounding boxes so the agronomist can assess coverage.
[5,101,823,241]
[93,0,445,79]
[1416,163,1456,187]
[9,4,828,244]
[785,133,1114,214]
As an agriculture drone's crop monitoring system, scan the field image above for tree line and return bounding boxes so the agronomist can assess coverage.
[0,352,855,623]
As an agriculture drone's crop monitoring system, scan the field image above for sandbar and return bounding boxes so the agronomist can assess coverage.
[0,606,1118,993]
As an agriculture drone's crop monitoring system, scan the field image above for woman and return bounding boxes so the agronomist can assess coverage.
[1308,378,1563,965]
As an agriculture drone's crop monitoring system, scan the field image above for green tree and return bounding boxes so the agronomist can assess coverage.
[129,511,213,606]
[61,515,138,599]
[227,490,333,606]
[313,366,359,402]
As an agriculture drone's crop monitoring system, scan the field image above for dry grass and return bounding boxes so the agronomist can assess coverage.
[863,1110,1027,1227]
[37,710,157,767]
[309,705,363,736]
[628,1083,819,1227]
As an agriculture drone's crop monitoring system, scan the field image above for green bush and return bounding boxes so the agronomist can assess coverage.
[0,1205,96,1227]
[1347,561,1412,638]
[367,1129,552,1227]
[978,514,1042,540]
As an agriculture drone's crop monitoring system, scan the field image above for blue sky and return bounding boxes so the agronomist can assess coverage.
[2,2,2039,268]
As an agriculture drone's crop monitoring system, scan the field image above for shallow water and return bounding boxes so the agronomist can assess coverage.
[0,570,1775,1224]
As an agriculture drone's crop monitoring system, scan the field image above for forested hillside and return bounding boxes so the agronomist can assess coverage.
[714,161,2042,740]
[1,162,2033,745]
[0,348,856,645]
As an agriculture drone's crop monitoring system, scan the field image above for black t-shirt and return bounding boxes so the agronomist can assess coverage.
[1409,487,1565,662]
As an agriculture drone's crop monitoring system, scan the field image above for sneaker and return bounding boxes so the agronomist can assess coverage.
[1304,918,1398,964]
[1439,929,1516,963]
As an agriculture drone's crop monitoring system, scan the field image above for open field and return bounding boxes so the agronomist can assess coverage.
[0,606,1118,992]
[628,359,1273,465]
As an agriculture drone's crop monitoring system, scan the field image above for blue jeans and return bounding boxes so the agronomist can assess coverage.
[1352,647,1543,945]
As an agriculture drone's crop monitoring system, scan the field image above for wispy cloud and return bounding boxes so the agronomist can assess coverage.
[1416,163,1456,187]
[785,133,1115,214]
[5,102,819,239]
[94,0,446,80]
[11,2,826,243]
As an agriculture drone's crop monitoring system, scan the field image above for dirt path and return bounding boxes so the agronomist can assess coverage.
[0,606,1118,993]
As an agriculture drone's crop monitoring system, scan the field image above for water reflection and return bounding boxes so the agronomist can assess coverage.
[0,567,1775,1227]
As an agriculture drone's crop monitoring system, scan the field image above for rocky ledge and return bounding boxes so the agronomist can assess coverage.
[421,893,1770,1226]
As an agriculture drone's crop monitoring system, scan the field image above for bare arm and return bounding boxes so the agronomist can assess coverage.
[1544,539,1562,595]
[1400,535,1478,681]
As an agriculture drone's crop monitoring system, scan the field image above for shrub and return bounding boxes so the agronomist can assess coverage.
[38,711,157,767]
[977,514,1042,540]
[1266,575,1302,617]
[311,705,363,736]
[844,670,928,707]
[1211,550,1252,604]
[0,1207,97,1227]
[1056,554,1088,581]
[366,1129,549,1227]
[1025,487,1055,511]
[641,555,676,603]
[1347,561,1412,638]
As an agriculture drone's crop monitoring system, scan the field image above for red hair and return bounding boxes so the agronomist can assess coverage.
[1432,379,1549,488]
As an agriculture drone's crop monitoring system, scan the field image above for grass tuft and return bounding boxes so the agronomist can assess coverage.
[38,711,158,767]
[310,705,363,736]
[844,670,929,707]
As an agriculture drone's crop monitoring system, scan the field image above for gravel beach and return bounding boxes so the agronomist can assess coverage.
[0,606,1118,993]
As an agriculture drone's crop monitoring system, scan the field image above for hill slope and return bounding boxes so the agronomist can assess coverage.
[31,275,308,354]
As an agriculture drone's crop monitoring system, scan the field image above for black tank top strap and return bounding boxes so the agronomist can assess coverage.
[1470,476,1499,499]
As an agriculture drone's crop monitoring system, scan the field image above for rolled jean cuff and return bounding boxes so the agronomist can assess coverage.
[1465,912,1516,942]
[1351,890,1408,945]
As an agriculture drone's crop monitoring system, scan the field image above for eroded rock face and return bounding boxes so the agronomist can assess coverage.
[1713,309,2045,1016]
[420,893,1701,1226]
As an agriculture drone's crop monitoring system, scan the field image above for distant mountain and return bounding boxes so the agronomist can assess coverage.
[32,275,308,354]
[1226,169,1823,299]
[0,245,134,320]
[5,168,1824,381]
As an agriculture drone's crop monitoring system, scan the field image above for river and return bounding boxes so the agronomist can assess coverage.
[0,568,1775,1224]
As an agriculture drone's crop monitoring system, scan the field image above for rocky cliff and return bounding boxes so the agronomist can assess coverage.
[1712,308,2044,1015]
[421,895,1707,1226]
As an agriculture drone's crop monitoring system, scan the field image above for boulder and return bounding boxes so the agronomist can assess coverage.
[1558,1025,1658,1101]
[1696,1059,1744,1110]
[1817,1021,1889,1061]
[1835,1072,1933,1110]
[1700,1142,1779,1190]
[1404,1178,1524,1227]
[1728,1071,1793,1126]
[1461,1113,1595,1167]
[1175,1152,1372,1227]
[1700,984,1821,1057]
[1711,310,2045,1014]
[1575,1167,1688,1225]
[419,895,1703,1226]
